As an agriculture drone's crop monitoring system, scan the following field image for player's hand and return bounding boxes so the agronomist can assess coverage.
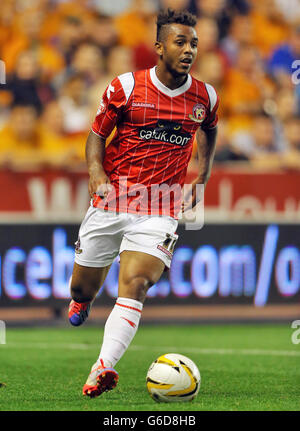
[181,177,204,212]
[88,169,112,199]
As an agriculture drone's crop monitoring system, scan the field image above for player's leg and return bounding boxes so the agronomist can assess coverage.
[97,251,165,366]
[68,263,111,326]
[70,262,111,302]
[83,215,178,398]
[118,250,165,301]
[69,205,123,326]
[83,251,165,398]
[78,258,120,396]
[95,216,178,370]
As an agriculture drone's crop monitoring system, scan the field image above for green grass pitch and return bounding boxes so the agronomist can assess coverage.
[0,324,299,411]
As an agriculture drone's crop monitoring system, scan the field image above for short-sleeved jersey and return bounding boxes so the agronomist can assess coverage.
[92,66,219,218]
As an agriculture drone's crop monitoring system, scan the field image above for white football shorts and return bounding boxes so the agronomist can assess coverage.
[74,206,178,268]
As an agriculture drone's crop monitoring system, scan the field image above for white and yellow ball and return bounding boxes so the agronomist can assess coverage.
[146,353,201,403]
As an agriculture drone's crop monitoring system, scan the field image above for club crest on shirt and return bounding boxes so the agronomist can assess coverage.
[96,98,106,115]
[189,103,206,123]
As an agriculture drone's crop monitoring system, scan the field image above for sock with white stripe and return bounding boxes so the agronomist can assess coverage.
[97,297,143,368]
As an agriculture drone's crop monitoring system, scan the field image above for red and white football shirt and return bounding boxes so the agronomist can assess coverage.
[92,66,219,218]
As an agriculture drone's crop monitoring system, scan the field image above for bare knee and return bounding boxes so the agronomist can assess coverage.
[70,263,110,303]
[70,278,99,303]
[120,275,155,303]
[70,283,93,303]
[70,289,91,303]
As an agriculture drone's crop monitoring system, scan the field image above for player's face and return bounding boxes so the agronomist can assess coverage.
[159,24,198,76]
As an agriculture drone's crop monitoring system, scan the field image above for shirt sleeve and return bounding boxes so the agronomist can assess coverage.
[201,83,219,130]
[91,77,127,139]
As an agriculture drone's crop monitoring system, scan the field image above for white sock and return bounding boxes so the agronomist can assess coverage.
[97,297,143,368]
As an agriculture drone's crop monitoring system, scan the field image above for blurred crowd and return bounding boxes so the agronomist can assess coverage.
[0,0,300,171]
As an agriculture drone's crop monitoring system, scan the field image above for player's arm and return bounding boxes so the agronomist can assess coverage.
[87,76,129,198]
[185,80,219,212]
[185,126,217,211]
[194,126,218,188]
[188,84,219,208]
[183,126,217,212]
[86,131,110,198]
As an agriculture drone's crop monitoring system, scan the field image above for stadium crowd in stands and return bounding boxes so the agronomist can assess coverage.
[0,0,299,170]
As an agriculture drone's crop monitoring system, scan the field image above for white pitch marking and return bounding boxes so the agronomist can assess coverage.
[132,346,300,357]
[2,342,300,357]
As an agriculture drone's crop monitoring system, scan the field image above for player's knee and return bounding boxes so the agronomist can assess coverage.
[70,280,95,303]
[123,275,154,302]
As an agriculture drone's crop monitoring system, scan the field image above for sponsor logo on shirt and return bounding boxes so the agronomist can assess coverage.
[139,120,192,147]
[132,102,156,109]
[189,103,206,123]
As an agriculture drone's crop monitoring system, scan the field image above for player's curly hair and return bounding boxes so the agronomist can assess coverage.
[156,8,197,41]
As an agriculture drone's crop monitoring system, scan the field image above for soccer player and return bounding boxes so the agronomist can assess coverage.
[68,8,219,398]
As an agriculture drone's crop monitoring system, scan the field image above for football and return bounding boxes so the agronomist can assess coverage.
[146,353,201,403]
